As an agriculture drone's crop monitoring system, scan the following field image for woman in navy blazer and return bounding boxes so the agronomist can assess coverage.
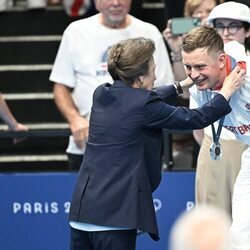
[69,37,245,250]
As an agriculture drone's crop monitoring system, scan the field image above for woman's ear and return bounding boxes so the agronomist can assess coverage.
[139,75,144,83]
[245,29,250,39]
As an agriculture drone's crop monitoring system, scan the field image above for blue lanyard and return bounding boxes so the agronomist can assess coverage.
[211,116,225,143]
[205,91,225,144]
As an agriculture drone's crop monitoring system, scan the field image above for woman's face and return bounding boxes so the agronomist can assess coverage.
[214,18,250,45]
[141,58,156,90]
[192,0,216,23]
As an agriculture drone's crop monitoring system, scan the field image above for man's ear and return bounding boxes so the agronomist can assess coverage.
[218,53,226,70]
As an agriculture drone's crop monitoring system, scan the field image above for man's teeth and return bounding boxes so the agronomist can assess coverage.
[195,79,205,84]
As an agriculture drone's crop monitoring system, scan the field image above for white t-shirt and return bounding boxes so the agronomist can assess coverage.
[223,41,250,146]
[50,14,174,154]
[189,41,250,146]
[189,90,236,140]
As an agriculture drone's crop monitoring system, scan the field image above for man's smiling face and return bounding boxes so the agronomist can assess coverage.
[182,47,226,91]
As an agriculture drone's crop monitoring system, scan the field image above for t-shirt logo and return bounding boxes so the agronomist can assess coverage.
[96,48,110,77]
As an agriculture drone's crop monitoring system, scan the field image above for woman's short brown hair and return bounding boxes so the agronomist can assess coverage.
[108,37,155,85]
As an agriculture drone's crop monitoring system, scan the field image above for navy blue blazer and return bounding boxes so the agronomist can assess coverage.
[69,80,231,240]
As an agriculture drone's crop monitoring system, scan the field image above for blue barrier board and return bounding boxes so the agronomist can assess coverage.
[0,171,195,250]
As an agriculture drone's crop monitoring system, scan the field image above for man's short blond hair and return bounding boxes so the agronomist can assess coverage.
[182,26,224,56]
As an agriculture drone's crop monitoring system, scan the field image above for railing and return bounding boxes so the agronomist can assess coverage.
[0,128,195,171]
[0,128,70,138]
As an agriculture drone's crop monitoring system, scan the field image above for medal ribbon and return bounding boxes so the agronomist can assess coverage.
[211,116,225,144]
[205,91,225,144]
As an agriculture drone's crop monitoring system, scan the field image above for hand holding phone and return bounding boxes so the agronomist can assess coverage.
[171,17,201,35]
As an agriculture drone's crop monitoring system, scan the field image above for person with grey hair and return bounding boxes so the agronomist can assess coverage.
[68,37,244,250]
[169,206,231,250]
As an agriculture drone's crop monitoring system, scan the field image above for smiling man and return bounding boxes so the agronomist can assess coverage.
[182,25,250,250]
[182,3,250,246]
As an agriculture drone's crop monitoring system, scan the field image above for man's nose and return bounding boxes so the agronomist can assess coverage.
[110,0,122,4]
[190,68,200,79]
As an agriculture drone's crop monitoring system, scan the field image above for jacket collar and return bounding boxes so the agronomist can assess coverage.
[112,80,132,88]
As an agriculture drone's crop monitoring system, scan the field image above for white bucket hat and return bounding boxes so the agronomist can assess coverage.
[207,1,250,25]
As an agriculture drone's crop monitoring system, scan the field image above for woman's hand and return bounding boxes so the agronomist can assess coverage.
[219,66,246,101]
[173,77,193,98]
[179,77,194,91]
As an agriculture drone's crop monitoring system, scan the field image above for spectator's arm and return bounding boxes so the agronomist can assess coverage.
[0,92,28,144]
[53,83,89,149]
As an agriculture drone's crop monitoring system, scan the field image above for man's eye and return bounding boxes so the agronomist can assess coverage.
[196,65,205,70]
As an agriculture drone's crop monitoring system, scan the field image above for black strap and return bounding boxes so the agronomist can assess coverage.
[205,91,225,144]
[210,116,225,144]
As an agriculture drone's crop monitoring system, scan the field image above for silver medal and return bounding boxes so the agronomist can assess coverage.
[209,142,222,160]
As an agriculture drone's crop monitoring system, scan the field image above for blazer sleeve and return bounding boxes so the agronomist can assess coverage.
[152,85,178,105]
[143,92,231,130]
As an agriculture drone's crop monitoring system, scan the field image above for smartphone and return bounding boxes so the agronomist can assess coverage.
[171,17,201,35]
